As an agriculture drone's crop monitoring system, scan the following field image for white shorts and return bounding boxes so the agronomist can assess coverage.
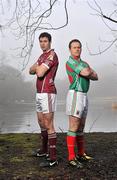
[66,90,88,119]
[36,93,57,113]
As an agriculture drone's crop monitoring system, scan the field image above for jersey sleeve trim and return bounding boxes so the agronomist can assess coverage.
[42,63,50,69]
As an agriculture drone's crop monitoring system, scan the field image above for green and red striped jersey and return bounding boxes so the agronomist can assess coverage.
[66,56,90,93]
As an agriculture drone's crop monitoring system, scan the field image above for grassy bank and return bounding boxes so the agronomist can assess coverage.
[0,133,117,180]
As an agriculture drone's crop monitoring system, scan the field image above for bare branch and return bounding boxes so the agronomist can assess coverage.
[86,38,117,55]
[102,14,117,23]
[0,0,69,71]
[88,0,117,23]
[87,0,117,55]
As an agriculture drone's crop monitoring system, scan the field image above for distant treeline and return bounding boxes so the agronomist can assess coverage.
[0,65,35,104]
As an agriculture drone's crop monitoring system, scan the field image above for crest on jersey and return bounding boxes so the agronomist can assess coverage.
[47,51,55,61]
[48,55,54,61]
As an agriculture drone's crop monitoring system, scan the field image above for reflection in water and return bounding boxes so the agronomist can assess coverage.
[0,100,117,133]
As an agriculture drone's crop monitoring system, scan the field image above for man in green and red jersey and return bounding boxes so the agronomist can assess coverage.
[66,39,98,168]
[29,32,59,167]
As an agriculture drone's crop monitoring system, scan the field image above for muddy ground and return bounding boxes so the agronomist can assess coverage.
[0,133,117,180]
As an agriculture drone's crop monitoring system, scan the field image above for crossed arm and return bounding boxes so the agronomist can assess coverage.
[29,62,49,78]
[80,67,98,81]
[76,60,98,81]
[30,59,98,80]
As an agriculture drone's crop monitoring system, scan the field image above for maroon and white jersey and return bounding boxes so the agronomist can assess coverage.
[36,49,59,94]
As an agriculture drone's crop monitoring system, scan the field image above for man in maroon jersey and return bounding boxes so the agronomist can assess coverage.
[29,32,59,167]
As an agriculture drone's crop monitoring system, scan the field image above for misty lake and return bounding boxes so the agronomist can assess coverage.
[0,98,117,133]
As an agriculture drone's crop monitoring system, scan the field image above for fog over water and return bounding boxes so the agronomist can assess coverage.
[0,0,117,133]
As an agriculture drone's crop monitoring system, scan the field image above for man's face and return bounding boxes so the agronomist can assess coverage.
[69,42,82,58]
[39,37,51,51]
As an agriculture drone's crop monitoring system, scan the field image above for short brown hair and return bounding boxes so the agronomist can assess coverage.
[69,39,82,49]
[39,32,52,42]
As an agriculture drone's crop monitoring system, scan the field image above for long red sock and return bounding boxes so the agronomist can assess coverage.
[41,128,48,153]
[48,132,57,161]
[67,131,76,161]
[76,134,85,156]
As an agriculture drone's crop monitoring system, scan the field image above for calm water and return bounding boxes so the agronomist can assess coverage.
[0,99,117,133]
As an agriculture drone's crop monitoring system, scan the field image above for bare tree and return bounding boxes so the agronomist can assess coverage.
[0,0,68,71]
[87,0,117,55]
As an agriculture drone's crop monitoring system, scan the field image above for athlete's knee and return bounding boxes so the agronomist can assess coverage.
[44,122,49,129]
[42,113,54,131]
[43,119,51,129]
[37,117,43,126]
[69,116,80,132]
[69,123,79,132]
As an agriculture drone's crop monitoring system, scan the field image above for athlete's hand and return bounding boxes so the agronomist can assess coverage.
[29,62,38,75]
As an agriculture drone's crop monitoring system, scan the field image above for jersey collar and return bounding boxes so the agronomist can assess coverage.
[43,49,54,54]
[70,55,81,62]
